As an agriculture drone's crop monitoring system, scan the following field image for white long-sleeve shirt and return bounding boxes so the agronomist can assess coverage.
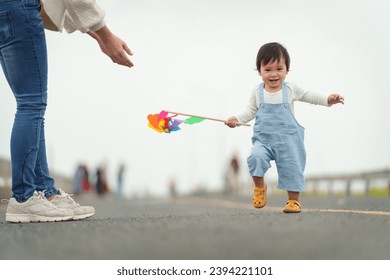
[236,82,329,123]
[41,0,105,33]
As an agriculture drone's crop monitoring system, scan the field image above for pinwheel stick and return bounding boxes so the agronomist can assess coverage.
[167,110,251,126]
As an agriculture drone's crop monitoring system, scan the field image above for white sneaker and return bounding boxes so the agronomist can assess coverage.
[50,188,95,220]
[6,191,74,223]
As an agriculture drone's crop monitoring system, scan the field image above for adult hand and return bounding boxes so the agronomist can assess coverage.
[89,26,134,68]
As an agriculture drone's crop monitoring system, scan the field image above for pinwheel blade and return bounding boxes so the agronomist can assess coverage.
[184,117,205,124]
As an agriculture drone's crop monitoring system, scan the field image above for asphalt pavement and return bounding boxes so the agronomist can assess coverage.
[0,193,390,260]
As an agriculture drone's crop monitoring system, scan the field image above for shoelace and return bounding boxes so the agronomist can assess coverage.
[60,192,80,207]
[36,191,61,209]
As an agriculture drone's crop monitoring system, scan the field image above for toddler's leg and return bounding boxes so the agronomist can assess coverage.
[283,191,302,213]
[247,142,272,209]
[253,176,266,189]
[252,176,267,208]
[287,191,299,201]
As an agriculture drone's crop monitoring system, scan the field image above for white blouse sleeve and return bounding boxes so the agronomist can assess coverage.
[63,0,106,33]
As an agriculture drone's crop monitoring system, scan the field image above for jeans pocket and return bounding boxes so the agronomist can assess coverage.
[0,11,14,45]
[23,0,40,9]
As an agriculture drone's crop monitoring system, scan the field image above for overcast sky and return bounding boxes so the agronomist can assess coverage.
[1,0,389,197]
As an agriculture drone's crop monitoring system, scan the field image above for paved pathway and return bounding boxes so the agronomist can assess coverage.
[1,194,389,259]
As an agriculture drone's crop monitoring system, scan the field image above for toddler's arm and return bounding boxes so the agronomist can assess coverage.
[327,93,344,105]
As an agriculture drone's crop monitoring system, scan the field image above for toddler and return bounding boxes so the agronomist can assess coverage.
[225,42,344,213]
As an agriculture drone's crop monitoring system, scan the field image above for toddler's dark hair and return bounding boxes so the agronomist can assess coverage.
[256,42,290,72]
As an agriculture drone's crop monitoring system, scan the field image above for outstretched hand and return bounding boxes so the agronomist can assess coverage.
[328,93,344,105]
[89,26,134,68]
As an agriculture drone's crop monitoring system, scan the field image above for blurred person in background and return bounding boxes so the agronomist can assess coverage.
[116,163,126,198]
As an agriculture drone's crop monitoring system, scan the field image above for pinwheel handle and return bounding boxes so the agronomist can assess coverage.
[166,110,251,127]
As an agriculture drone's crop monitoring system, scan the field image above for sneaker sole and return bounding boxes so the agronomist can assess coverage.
[72,212,95,220]
[6,214,74,223]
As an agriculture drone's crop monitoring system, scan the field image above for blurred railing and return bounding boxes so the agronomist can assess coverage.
[0,157,72,199]
[304,169,390,197]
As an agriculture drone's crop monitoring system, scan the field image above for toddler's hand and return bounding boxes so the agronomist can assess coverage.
[328,93,344,105]
[225,116,238,128]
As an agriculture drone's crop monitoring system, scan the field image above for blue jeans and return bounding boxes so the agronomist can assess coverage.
[0,0,58,201]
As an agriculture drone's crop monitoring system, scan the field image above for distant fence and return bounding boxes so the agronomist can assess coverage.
[0,157,72,199]
[304,169,390,197]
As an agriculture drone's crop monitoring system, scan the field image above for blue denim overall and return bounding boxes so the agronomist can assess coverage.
[247,83,306,192]
[0,0,58,201]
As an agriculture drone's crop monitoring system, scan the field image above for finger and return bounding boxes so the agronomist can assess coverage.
[126,59,134,67]
[120,56,134,68]
[112,51,133,67]
[121,53,134,67]
[117,59,133,67]
[123,43,133,56]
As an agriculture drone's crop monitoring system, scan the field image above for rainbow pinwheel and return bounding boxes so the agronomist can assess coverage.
[147,110,186,133]
[147,110,250,133]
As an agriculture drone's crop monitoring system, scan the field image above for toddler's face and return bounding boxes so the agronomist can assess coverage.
[259,58,288,92]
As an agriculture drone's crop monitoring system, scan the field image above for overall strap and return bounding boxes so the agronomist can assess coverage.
[259,83,288,105]
[258,83,265,104]
[282,82,288,104]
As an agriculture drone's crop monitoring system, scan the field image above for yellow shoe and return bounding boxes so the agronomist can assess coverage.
[283,200,302,213]
[252,186,267,208]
